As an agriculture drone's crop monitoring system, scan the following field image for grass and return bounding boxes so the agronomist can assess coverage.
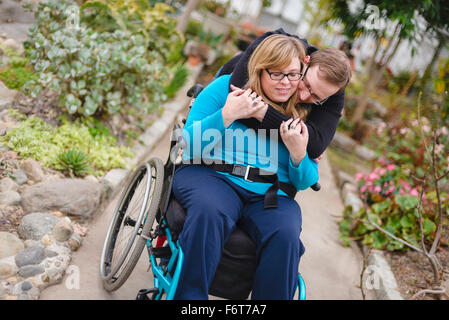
[326,146,371,178]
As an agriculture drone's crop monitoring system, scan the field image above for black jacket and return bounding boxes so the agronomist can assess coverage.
[218,28,345,159]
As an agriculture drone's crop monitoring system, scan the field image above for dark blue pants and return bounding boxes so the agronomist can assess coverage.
[172,165,305,300]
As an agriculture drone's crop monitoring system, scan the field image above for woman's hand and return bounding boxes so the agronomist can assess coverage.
[229,84,268,122]
[222,87,267,128]
[280,118,308,166]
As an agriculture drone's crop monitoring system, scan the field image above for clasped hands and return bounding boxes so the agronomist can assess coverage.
[221,85,310,166]
[221,84,268,127]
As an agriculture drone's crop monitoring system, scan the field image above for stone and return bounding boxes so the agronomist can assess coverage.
[43,249,58,258]
[355,145,376,161]
[21,178,104,217]
[0,282,8,297]
[0,177,19,192]
[23,239,44,249]
[52,219,73,242]
[100,169,129,198]
[344,192,364,214]
[0,258,17,279]
[18,212,59,240]
[68,233,82,251]
[41,234,54,246]
[0,232,24,259]
[21,281,32,291]
[0,190,21,206]
[49,211,64,218]
[0,80,18,109]
[20,159,45,182]
[336,171,356,189]
[367,250,403,300]
[18,265,45,278]
[11,169,27,185]
[1,38,23,54]
[14,246,46,267]
[331,132,357,152]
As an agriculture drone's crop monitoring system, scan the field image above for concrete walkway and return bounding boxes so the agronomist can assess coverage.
[40,113,373,300]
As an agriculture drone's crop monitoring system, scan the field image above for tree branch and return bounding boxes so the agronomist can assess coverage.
[411,287,446,300]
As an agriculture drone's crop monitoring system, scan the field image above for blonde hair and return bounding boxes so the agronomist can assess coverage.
[245,34,307,119]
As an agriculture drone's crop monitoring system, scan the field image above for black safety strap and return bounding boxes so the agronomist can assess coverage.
[180,160,297,209]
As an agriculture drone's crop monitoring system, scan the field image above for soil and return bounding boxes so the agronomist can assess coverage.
[384,244,449,300]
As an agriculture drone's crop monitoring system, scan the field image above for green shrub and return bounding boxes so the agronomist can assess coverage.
[23,0,182,117]
[0,110,133,176]
[163,65,189,99]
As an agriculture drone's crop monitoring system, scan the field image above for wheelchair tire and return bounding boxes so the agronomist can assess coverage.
[100,157,164,292]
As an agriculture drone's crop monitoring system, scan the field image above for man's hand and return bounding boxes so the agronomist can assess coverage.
[280,118,308,166]
[222,87,267,128]
[314,153,324,164]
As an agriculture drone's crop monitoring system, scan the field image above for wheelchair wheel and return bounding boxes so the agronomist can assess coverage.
[100,157,164,291]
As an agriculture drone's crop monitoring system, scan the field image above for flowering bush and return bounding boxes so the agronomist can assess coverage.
[340,113,449,251]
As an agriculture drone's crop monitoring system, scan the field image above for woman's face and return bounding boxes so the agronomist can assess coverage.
[260,57,302,103]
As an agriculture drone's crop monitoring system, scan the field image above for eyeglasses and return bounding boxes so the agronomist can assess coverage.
[265,69,302,82]
[301,65,329,106]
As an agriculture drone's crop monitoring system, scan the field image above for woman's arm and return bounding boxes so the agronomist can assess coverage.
[288,154,319,190]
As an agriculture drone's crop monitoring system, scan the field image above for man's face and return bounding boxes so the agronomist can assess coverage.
[297,65,340,105]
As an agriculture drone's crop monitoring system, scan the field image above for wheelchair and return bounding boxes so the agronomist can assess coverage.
[99,84,317,300]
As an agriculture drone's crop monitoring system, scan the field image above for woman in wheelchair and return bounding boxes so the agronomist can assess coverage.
[172,34,318,300]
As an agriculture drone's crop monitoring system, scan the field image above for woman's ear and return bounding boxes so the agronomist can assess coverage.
[304,55,310,65]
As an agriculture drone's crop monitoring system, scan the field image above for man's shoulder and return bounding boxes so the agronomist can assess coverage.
[271,28,318,55]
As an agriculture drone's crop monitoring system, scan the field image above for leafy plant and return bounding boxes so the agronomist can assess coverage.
[0,110,133,176]
[163,64,189,99]
[340,104,449,252]
[23,0,182,117]
[81,0,183,64]
[56,149,90,177]
[0,66,38,90]
[0,44,38,90]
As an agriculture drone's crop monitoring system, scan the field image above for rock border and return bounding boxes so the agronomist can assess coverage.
[335,168,404,300]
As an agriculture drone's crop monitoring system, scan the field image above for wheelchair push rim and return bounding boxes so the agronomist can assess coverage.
[100,157,164,291]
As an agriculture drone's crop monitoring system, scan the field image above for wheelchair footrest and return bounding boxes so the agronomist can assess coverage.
[136,288,159,300]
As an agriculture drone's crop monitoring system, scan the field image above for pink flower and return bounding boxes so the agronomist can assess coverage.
[435,144,444,155]
[400,180,411,191]
[399,189,405,195]
[386,164,396,171]
[360,185,367,193]
[355,172,364,182]
[368,172,380,181]
[379,168,386,176]
[410,188,419,197]
[374,186,381,193]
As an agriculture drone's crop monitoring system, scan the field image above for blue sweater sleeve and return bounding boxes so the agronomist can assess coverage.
[288,153,319,191]
[183,75,230,159]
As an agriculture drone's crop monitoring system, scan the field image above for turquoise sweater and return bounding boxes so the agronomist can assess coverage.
[182,75,318,196]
